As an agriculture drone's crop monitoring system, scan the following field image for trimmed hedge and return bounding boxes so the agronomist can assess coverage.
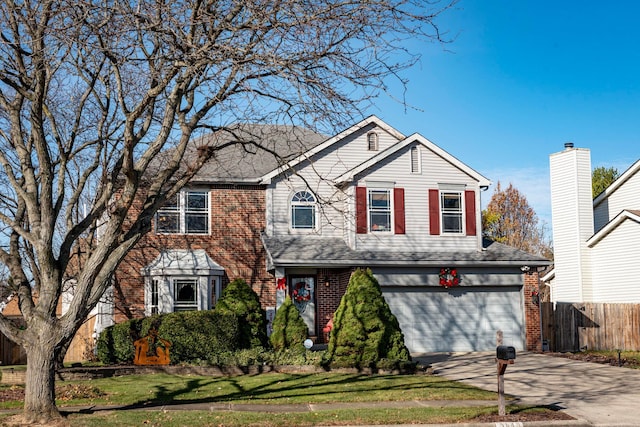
[158,310,239,363]
[96,310,240,365]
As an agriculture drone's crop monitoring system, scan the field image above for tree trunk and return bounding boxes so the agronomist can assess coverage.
[23,335,62,423]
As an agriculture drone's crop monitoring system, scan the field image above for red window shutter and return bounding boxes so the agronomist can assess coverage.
[465,190,476,236]
[394,188,405,234]
[429,189,440,235]
[356,186,367,234]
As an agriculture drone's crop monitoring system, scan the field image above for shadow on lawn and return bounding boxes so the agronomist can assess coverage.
[61,372,483,414]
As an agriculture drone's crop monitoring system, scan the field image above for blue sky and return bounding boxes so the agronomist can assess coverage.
[372,1,640,229]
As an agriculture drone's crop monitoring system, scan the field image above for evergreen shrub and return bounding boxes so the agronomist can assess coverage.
[326,268,411,369]
[215,278,268,348]
[269,296,308,352]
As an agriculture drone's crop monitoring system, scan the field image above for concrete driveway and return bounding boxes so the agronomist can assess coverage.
[414,352,640,426]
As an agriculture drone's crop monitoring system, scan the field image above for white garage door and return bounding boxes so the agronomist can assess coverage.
[383,286,524,353]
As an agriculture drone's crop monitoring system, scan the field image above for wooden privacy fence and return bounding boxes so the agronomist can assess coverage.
[0,316,96,366]
[542,302,640,352]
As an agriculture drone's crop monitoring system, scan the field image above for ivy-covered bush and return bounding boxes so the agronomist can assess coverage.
[96,310,241,364]
[325,268,411,369]
[269,296,308,352]
[157,310,240,364]
[214,278,268,349]
[96,317,143,364]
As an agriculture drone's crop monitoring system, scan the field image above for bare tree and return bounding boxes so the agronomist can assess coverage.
[0,0,453,422]
[482,182,552,258]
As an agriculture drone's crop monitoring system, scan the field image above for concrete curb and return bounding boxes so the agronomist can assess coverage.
[54,400,589,427]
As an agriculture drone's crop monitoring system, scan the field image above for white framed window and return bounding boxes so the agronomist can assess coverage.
[368,189,392,232]
[150,279,159,315]
[367,132,379,151]
[173,278,198,311]
[441,191,463,234]
[290,190,317,230]
[156,189,209,234]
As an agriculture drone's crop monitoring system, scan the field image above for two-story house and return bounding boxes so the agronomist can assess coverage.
[110,116,549,353]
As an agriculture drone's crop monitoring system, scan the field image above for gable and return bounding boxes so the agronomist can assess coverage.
[593,159,640,206]
[593,160,640,232]
[588,210,640,248]
[259,115,405,184]
[334,134,491,188]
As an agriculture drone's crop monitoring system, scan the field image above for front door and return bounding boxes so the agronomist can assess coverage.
[290,276,316,336]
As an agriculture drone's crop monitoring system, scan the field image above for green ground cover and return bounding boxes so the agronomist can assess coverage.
[0,371,569,426]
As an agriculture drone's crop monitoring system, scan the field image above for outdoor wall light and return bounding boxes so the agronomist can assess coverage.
[323,277,330,287]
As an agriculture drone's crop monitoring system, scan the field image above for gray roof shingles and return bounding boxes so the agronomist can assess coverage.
[261,234,551,268]
[191,124,327,183]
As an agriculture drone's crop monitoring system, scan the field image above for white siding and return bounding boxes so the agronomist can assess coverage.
[590,218,640,302]
[594,170,640,232]
[266,126,483,254]
[354,142,480,251]
[549,147,593,302]
[267,124,402,238]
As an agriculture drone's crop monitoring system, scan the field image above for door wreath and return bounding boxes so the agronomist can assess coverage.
[439,268,460,288]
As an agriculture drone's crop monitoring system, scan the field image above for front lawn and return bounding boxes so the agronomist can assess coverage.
[0,372,496,410]
[0,372,571,426]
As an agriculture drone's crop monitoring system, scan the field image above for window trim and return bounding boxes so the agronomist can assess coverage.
[440,191,464,235]
[156,189,210,235]
[367,132,379,151]
[368,188,393,233]
[290,190,318,231]
[150,279,159,315]
[173,278,199,312]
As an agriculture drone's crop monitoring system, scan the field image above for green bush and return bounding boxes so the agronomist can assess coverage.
[325,268,411,369]
[96,318,144,364]
[96,311,241,365]
[208,347,268,366]
[215,278,268,349]
[269,296,308,352]
[268,348,325,366]
[157,310,240,364]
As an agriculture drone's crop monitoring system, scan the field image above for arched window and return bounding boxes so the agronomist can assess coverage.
[291,191,317,230]
[367,132,379,151]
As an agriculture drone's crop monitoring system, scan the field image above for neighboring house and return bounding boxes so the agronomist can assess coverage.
[545,143,640,303]
[110,116,548,353]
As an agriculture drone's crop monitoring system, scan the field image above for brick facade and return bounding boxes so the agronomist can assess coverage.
[523,271,542,352]
[113,185,275,323]
[315,267,354,342]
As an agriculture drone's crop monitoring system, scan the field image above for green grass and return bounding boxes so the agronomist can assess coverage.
[0,372,565,426]
[0,372,495,410]
[62,406,501,427]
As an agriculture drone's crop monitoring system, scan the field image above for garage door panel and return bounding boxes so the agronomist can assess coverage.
[382,286,523,353]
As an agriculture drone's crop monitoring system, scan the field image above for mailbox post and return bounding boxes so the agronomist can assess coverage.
[496,345,516,416]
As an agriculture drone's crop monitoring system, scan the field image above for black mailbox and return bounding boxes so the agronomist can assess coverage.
[496,345,516,360]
